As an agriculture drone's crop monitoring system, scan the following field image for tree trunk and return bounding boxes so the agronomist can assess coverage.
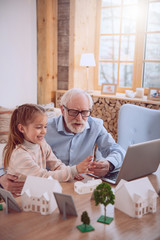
[104,206,107,220]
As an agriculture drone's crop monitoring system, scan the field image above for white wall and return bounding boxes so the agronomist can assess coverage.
[0,0,37,108]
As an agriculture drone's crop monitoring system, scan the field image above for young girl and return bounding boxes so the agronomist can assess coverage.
[3,104,94,182]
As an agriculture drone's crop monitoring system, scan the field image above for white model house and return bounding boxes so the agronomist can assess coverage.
[115,177,158,218]
[74,178,102,194]
[21,176,62,215]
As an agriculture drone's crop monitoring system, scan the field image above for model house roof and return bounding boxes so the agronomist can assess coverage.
[21,176,62,198]
[75,179,102,188]
[115,177,158,200]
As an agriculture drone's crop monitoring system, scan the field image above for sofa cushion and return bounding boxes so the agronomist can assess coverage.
[0,143,5,168]
[39,103,61,118]
[0,106,13,144]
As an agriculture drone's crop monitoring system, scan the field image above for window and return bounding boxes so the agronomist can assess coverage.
[37,205,40,212]
[96,0,160,94]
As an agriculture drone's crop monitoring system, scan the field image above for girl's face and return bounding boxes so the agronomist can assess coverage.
[18,113,48,144]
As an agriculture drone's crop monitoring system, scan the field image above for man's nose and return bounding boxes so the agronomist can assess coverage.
[75,112,83,121]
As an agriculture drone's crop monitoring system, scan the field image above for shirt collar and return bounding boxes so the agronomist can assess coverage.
[57,115,90,135]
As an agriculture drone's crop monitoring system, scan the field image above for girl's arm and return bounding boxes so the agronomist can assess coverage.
[7,150,75,182]
[7,145,94,182]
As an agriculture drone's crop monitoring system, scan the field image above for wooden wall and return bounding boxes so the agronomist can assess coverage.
[37,0,58,104]
[58,0,70,90]
[70,0,97,90]
[37,0,98,104]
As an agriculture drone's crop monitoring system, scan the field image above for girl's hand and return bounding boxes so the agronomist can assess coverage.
[76,155,95,174]
[74,174,84,181]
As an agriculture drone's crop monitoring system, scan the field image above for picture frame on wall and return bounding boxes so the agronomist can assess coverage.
[147,87,160,101]
[101,83,117,95]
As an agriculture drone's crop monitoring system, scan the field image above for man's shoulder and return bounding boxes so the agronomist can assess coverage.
[88,116,103,127]
[48,115,59,124]
[47,115,60,128]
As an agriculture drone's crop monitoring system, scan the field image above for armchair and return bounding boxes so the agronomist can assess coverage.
[117,104,160,151]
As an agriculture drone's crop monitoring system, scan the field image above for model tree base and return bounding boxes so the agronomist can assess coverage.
[77,224,95,233]
[97,215,113,224]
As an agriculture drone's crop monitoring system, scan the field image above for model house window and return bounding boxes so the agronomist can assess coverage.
[37,205,40,212]
[97,0,160,93]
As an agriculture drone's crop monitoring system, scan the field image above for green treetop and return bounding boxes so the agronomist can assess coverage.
[94,182,115,220]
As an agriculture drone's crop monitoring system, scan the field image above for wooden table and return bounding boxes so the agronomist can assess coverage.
[0,167,160,240]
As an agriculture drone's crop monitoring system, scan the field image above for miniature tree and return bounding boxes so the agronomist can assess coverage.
[76,211,94,233]
[94,182,115,224]
[81,211,90,229]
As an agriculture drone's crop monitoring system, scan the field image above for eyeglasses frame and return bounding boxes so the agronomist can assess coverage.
[63,105,91,117]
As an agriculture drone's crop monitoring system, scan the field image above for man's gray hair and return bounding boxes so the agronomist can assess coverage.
[60,88,93,109]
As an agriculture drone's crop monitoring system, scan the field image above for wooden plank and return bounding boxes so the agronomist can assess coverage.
[37,0,57,104]
[72,0,97,90]
[58,0,70,90]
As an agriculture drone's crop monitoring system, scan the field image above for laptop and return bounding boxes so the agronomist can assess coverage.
[93,139,160,185]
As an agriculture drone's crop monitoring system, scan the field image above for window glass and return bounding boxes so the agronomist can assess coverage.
[143,62,160,88]
[101,8,121,34]
[100,36,119,60]
[120,35,135,60]
[102,0,121,7]
[147,2,160,32]
[122,6,137,33]
[123,0,138,4]
[99,62,118,84]
[145,34,160,60]
[143,1,160,88]
[119,63,133,87]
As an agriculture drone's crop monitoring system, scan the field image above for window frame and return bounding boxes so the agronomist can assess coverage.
[95,0,160,95]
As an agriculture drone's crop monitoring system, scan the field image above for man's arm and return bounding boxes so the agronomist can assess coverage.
[88,119,126,177]
[0,174,24,196]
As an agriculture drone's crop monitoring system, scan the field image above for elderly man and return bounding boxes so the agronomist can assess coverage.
[0,88,125,193]
[46,88,125,178]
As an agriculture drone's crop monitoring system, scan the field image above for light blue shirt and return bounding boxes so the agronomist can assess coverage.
[45,115,126,169]
[0,168,6,177]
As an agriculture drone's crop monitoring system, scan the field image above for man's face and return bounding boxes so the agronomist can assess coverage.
[61,94,91,134]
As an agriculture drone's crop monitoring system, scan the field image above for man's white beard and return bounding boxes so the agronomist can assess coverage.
[65,116,86,133]
[66,121,86,133]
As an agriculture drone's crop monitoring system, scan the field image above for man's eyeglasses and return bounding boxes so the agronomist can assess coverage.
[63,105,91,117]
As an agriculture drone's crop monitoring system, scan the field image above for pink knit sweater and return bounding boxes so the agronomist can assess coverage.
[7,139,78,182]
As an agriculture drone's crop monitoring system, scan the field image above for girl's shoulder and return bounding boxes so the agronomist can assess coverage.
[11,144,28,158]
[40,139,51,151]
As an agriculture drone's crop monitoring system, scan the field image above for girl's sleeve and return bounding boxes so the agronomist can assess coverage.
[45,143,68,171]
[45,143,78,181]
[7,146,78,182]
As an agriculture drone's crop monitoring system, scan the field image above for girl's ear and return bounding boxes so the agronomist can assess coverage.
[17,124,25,133]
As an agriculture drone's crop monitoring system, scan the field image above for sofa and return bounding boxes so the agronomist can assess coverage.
[0,103,61,168]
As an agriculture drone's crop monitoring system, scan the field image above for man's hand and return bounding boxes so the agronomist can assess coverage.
[0,174,24,196]
[88,160,110,177]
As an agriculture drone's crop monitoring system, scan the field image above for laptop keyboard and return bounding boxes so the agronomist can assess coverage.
[104,171,119,181]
